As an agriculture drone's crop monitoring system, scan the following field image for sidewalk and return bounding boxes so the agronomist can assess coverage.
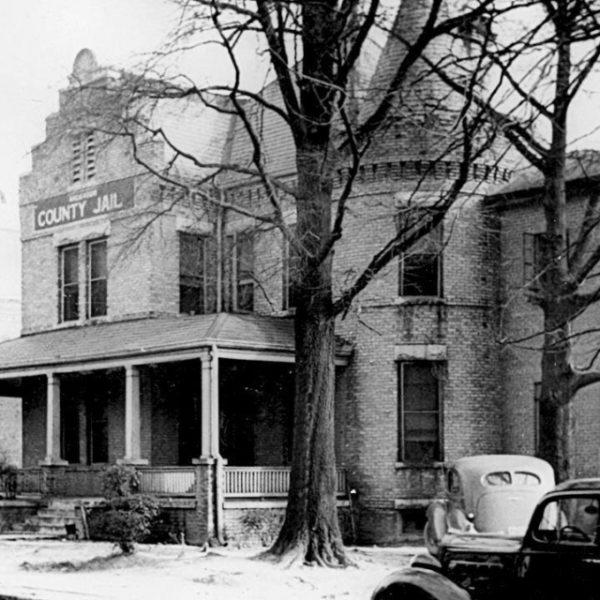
[0,538,420,600]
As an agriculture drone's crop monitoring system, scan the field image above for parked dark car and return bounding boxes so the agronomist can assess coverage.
[372,478,600,600]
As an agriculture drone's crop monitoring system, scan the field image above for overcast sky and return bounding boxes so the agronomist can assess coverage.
[0,0,177,228]
[1,1,599,304]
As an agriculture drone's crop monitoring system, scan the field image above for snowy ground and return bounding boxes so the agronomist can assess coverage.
[0,539,422,600]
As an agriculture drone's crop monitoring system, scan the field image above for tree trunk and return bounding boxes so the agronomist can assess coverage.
[538,309,573,482]
[268,307,344,565]
[265,147,346,566]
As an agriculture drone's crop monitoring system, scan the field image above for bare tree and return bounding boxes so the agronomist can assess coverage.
[65,0,508,565]
[432,0,600,481]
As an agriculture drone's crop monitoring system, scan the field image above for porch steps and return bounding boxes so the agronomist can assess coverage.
[28,498,100,537]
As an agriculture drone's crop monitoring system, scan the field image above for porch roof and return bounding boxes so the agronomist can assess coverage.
[0,313,352,375]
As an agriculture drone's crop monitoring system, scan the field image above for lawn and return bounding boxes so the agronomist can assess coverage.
[0,540,421,600]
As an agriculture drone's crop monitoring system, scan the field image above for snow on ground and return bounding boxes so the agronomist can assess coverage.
[0,539,423,600]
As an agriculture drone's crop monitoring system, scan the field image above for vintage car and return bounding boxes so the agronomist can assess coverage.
[371,478,600,600]
[424,454,555,555]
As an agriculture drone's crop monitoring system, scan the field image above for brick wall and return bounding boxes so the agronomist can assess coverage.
[498,195,600,476]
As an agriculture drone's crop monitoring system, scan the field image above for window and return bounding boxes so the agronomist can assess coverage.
[179,232,217,314]
[523,232,544,286]
[236,232,255,312]
[87,239,107,318]
[224,231,255,312]
[72,132,96,184]
[513,471,541,486]
[533,497,599,544]
[59,244,79,322]
[398,361,443,463]
[534,381,556,457]
[534,381,541,453]
[282,226,299,311]
[485,472,512,486]
[399,221,443,297]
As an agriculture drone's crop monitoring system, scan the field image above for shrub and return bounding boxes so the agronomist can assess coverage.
[0,463,17,500]
[89,466,158,554]
[89,495,160,554]
[102,464,140,498]
[240,509,283,546]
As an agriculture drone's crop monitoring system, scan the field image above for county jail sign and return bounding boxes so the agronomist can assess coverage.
[34,177,134,230]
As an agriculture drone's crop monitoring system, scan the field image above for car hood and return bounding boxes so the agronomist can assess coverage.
[441,532,523,554]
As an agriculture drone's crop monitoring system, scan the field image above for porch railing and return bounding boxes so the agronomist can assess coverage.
[138,467,196,496]
[223,466,347,497]
[14,465,348,500]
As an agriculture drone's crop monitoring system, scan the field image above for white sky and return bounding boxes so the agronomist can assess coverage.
[0,1,599,309]
[0,0,177,228]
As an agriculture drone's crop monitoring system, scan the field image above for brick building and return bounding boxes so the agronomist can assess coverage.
[0,3,597,545]
[489,152,600,481]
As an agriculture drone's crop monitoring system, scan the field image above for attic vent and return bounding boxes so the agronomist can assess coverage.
[71,132,96,184]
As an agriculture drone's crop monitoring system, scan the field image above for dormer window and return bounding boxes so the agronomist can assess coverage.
[72,132,96,184]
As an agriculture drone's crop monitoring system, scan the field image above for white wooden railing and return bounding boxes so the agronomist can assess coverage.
[138,467,196,495]
[223,466,347,497]
[14,465,348,499]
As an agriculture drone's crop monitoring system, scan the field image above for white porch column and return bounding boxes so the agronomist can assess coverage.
[120,364,148,465]
[200,348,220,458]
[42,373,67,465]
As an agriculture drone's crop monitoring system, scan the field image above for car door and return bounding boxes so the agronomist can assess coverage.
[516,495,600,600]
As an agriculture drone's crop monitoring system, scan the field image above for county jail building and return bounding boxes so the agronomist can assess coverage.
[0,11,599,543]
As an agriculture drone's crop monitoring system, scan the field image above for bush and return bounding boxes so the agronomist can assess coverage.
[240,509,283,546]
[0,463,17,500]
[89,495,160,554]
[89,466,159,554]
[102,464,140,498]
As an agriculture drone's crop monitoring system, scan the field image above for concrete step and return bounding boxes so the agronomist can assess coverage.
[36,508,78,518]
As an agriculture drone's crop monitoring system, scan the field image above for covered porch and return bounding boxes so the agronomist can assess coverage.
[0,313,351,515]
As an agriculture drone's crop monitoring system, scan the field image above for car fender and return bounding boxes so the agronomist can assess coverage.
[371,566,471,600]
[425,500,449,556]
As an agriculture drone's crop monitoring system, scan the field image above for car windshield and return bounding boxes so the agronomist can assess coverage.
[533,496,600,544]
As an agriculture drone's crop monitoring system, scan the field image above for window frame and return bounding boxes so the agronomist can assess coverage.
[179,232,210,315]
[86,238,108,319]
[282,225,299,311]
[398,221,444,298]
[534,381,541,454]
[226,230,255,312]
[59,244,80,323]
[398,361,444,464]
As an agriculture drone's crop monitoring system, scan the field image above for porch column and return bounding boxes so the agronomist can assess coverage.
[120,364,148,465]
[42,373,67,465]
[200,348,220,457]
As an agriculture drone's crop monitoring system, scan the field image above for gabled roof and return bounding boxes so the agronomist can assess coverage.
[0,313,352,375]
[488,150,600,200]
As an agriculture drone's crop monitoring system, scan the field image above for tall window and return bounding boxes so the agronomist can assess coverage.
[399,223,443,297]
[523,231,548,286]
[59,244,79,322]
[227,231,255,312]
[534,382,541,454]
[180,232,217,314]
[282,226,299,311]
[398,361,443,463]
[72,132,96,184]
[87,239,107,318]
